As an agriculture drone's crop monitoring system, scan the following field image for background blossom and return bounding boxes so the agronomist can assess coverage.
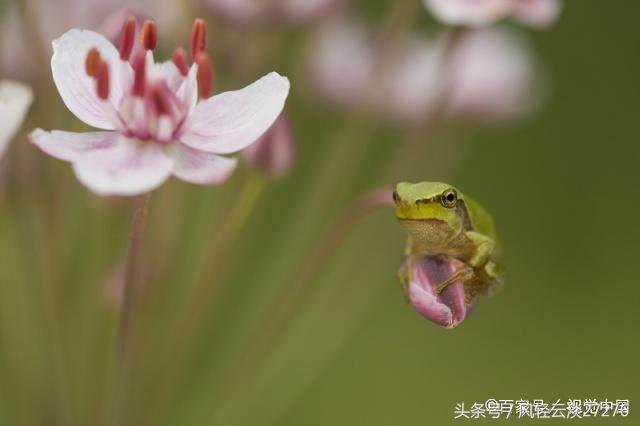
[0,80,33,156]
[423,0,562,28]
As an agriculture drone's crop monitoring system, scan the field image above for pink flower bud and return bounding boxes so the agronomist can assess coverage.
[242,113,295,179]
[404,256,476,328]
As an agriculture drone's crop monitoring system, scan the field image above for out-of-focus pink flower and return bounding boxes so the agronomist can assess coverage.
[423,0,561,28]
[0,0,180,79]
[30,19,289,196]
[308,18,539,124]
[308,19,377,111]
[242,112,295,178]
[0,80,33,156]
[445,28,539,121]
[405,255,476,329]
[202,0,345,25]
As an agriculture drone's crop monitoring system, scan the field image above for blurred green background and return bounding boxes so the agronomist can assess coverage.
[0,0,638,425]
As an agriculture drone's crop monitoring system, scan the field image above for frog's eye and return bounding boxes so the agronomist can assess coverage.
[440,189,458,208]
[392,191,400,203]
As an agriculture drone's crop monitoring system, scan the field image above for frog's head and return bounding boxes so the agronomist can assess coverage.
[393,182,465,233]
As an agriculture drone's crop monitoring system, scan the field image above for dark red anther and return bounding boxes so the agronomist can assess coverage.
[118,16,137,60]
[172,47,189,76]
[150,84,172,116]
[132,52,146,97]
[140,20,158,51]
[96,61,110,100]
[190,19,207,60]
[195,52,213,98]
[85,47,101,77]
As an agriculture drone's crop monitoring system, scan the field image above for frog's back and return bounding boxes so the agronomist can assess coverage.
[462,193,498,241]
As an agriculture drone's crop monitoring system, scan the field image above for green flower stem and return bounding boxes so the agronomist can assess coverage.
[116,193,151,360]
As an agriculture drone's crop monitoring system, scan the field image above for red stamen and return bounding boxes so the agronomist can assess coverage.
[96,61,110,100]
[85,47,101,77]
[172,47,189,76]
[132,52,146,97]
[150,84,172,116]
[195,52,213,98]
[140,20,158,51]
[190,19,207,60]
[118,16,137,60]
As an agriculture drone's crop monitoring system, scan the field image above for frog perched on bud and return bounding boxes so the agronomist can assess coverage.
[393,182,502,328]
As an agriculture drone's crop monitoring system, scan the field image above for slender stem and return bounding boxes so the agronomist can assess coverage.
[116,193,151,360]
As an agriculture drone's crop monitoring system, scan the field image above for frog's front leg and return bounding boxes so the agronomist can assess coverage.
[465,231,495,268]
[432,263,474,293]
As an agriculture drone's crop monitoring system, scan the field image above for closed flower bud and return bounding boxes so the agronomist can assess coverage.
[402,255,477,328]
[242,113,295,179]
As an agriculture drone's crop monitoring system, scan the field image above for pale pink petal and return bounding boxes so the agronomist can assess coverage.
[51,29,132,129]
[0,80,33,156]
[180,72,290,154]
[72,138,174,196]
[170,143,237,185]
[30,129,118,162]
[510,0,561,28]
[176,64,199,114]
[423,0,510,27]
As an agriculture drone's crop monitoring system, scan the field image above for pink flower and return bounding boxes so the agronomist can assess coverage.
[0,80,33,156]
[0,0,179,79]
[203,0,345,26]
[445,28,539,121]
[405,255,477,329]
[423,0,562,28]
[308,18,538,124]
[242,112,295,179]
[30,18,290,196]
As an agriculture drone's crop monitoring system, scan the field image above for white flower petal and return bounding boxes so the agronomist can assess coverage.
[171,143,237,185]
[51,29,132,129]
[72,138,174,196]
[30,129,117,162]
[0,80,33,156]
[180,72,290,154]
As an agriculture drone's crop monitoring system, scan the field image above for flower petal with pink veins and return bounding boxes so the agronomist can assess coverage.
[171,143,237,185]
[424,0,510,27]
[0,80,33,156]
[180,72,290,154]
[72,138,174,196]
[30,129,118,162]
[51,29,132,129]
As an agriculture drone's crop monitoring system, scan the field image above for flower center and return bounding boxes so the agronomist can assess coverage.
[83,17,215,144]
